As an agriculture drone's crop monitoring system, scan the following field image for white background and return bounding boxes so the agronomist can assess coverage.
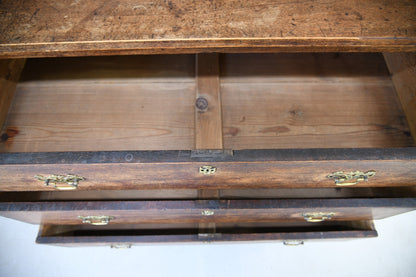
[1,211,416,277]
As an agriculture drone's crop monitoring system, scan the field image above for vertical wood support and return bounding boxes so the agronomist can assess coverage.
[384,53,416,143]
[195,53,223,149]
[0,59,26,131]
[195,53,223,236]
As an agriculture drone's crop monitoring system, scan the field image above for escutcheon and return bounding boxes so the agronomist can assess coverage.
[199,165,217,175]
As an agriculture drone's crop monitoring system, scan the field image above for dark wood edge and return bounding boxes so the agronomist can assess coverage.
[2,198,416,211]
[36,230,378,245]
[1,148,416,165]
[1,38,416,59]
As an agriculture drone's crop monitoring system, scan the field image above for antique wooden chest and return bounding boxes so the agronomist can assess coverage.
[0,0,415,247]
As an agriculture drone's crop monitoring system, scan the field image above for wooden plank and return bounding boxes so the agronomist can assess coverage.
[35,221,377,246]
[1,83,195,153]
[0,59,25,130]
[0,149,416,191]
[1,0,416,58]
[195,53,223,150]
[383,53,416,143]
[221,53,413,149]
[1,198,415,225]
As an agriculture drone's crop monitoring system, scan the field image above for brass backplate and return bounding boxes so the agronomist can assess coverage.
[327,170,376,186]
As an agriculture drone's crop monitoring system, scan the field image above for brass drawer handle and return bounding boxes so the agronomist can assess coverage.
[111,244,132,249]
[35,174,85,190]
[303,212,335,222]
[283,240,304,246]
[199,166,216,175]
[78,215,114,225]
[327,170,376,186]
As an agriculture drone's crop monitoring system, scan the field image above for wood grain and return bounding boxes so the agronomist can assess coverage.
[221,53,413,149]
[0,198,414,225]
[383,53,416,143]
[1,0,416,57]
[1,156,416,191]
[0,59,25,130]
[1,56,196,152]
[195,53,223,149]
[36,221,377,246]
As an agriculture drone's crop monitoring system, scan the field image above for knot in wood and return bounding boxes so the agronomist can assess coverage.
[195,97,208,112]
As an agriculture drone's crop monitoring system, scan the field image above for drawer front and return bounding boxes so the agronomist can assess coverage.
[1,198,415,225]
[36,220,378,247]
[0,149,415,191]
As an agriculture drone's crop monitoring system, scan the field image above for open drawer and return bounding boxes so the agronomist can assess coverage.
[36,220,378,247]
[1,53,416,191]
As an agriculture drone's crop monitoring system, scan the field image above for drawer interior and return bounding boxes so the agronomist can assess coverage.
[1,52,414,152]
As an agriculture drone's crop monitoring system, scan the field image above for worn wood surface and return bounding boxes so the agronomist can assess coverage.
[1,0,416,57]
[0,149,416,191]
[0,198,414,225]
[2,53,413,152]
[0,55,195,152]
[195,53,223,149]
[36,220,377,246]
[0,59,25,130]
[221,53,413,149]
[384,53,416,143]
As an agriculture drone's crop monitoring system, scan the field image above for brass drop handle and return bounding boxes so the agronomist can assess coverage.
[327,170,376,186]
[303,212,335,222]
[283,240,304,246]
[78,215,114,225]
[35,174,85,190]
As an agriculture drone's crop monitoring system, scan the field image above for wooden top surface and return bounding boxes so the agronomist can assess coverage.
[1,0,416,57]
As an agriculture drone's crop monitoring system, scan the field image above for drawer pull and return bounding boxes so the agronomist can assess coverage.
[111,244,132,249]
[78,215,114,225]
[199,166,216,175]
[283,240,304,246]
[201,210,215,216]
[35,174,85,190]
[303,212,335,222]
[327,170,376,186]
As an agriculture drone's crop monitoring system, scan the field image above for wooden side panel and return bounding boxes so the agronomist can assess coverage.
[1,0,416,57]
[384,53,416,143]
[0,59,25,130]
[0,199,415,225]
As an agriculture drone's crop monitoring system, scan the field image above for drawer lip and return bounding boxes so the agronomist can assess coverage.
[1,148,416,165]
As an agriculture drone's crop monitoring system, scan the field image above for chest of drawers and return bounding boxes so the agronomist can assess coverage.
[0,0,415,247]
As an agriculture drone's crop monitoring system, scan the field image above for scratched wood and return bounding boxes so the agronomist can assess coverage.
[221,53,414,149]
[1,0,416,57]
[384,53,416,144]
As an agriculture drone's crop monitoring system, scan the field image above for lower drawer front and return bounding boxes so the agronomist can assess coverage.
[36,220,378,247]
[1,198,415,225]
